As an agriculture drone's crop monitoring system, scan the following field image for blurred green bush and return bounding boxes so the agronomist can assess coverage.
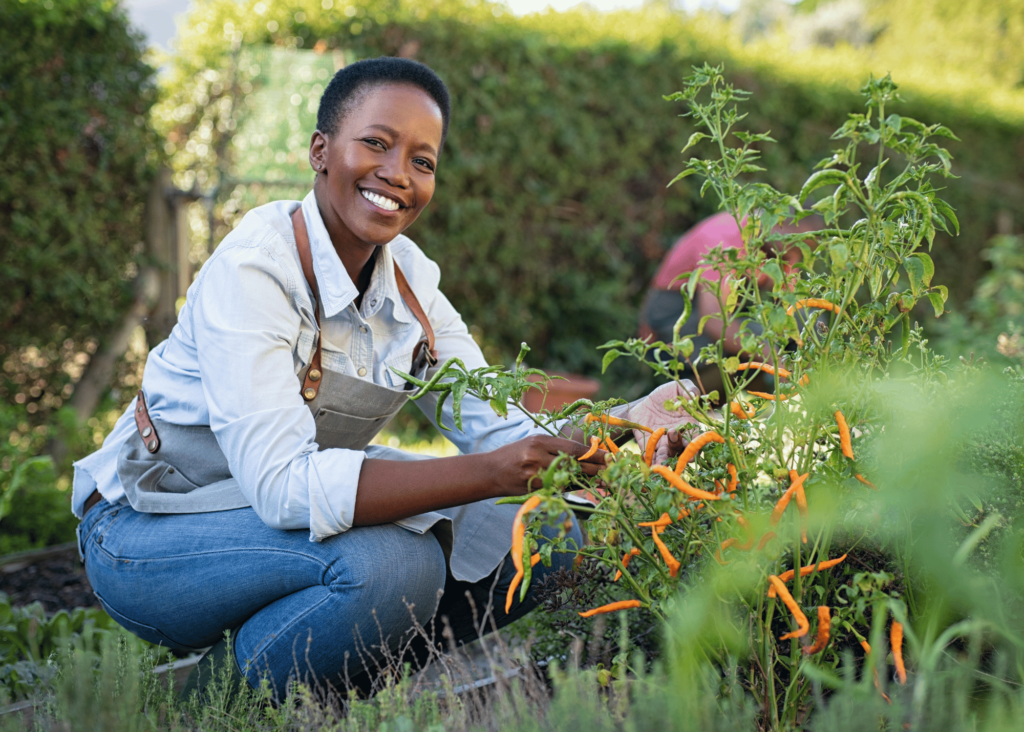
[0,0,158,414]
[157,0,1024,376]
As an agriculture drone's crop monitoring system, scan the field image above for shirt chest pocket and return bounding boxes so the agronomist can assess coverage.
[383,349,420,389]
[296,329,350,376]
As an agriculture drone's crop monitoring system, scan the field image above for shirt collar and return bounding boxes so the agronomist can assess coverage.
[299,191,413,323]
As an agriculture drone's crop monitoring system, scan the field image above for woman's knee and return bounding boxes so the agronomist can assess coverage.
[325,526,447,624]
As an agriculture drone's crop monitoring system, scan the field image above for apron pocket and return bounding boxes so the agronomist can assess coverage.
[154,464,203,494]
[314,408,395,452]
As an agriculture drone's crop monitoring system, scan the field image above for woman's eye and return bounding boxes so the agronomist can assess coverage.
[414,158,435,172]
[363,138,385,150]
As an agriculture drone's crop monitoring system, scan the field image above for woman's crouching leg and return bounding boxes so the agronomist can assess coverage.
[233,523,447,698]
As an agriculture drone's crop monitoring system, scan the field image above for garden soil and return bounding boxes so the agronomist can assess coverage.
[0,545,99,612]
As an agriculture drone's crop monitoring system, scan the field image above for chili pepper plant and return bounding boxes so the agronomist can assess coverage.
[396,67,1023,727]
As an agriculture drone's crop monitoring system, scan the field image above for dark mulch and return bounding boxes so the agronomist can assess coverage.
[0,545,99,613]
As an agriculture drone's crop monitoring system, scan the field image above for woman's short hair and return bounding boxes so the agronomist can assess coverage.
[316,57,451,150]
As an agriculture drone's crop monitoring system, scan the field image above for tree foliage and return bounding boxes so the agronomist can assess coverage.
[0,0,159,401]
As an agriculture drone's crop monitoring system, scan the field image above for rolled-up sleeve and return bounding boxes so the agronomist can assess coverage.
[189,244,361,540]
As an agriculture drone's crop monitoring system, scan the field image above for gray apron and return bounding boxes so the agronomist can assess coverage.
[115,207,518,582]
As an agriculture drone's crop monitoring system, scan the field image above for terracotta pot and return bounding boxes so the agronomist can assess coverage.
[521,371,602,414]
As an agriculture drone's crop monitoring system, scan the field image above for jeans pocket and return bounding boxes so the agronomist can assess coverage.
[92,589,203,652]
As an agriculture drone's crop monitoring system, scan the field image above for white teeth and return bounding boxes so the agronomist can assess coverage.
[361,189,400,211]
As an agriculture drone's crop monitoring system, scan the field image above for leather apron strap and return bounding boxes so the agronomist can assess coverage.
[291,207,438,401]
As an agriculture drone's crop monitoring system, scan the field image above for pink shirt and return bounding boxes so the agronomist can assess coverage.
[651,212,750,290]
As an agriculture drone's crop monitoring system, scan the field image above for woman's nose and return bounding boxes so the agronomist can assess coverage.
[375,157,410,188]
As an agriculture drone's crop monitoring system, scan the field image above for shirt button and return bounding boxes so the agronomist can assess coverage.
[370,299,377,307]
[359,325,367,333]
[357,367,367,377]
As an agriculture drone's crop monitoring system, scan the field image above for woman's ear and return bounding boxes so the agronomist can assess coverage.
[309,130,328,174]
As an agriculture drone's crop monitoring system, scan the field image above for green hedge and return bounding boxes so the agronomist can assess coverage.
[161,0,1024,376]
[0,0,158,406]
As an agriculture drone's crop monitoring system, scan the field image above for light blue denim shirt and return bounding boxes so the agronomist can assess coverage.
[72,191,547,541]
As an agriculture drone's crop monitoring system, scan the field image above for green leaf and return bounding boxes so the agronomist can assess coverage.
[602,349,623,374]
[436,388,452,431]
[911,252,934,286]
[667,169,696,187]
[490,398,508,419]
[760,260,784,286]
[933,199,959,235]
[451,381,469,432]
[829,243,849,270]
[681,132,708,153]
[797,169,847,204]
[927,291,946,317]
[697,314,714,336]
[686,269,703,302]
[903,255,925,296]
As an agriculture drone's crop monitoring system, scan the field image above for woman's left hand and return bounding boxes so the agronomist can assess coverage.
[628,381,699,465]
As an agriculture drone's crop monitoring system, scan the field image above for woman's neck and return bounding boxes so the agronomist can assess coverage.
[313,181,378,298]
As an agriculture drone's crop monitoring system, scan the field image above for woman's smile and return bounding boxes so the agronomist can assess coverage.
[359,187,405,212]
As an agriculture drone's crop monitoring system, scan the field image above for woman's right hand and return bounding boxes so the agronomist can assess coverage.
[488,435,607,496]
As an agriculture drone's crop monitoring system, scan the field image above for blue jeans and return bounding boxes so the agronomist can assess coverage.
[78,498,580,696]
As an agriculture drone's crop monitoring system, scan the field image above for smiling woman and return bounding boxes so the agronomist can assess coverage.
[70,57,694,702]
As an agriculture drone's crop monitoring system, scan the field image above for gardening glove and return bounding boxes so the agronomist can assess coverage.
[626,380,699,465]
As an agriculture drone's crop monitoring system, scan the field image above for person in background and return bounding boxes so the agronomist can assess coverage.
[639,211,815,396]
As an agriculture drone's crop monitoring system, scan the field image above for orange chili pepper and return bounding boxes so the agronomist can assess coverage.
[644,427,667,466]
[730,401,756,419]
[768,575,809,640]
[854,473,877,489]
[747,390,790,401]
[768,553,848,597]
[789,469,809,544]
[891,621,907,684]
[736,362,810,386]
[585,414,653,433]
[727,463,738,493]
[639,512,673,528]
[578,436,601,461]
[673,431,726,476]
[579,599,643,618]
[756,531,777,550]
[770,472,808,526]
[786,298,842,317]
[736,362,790,378]
[601,438,619,455]
[803,606,831,654]
[860,640,893,704]
[651,526,681,577]
[511,495,542,576]
[613,547,642,582]
[505,553,542,613]
[835,410,854,459]
[652,465,721,501]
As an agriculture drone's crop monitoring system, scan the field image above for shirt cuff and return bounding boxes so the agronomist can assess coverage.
[306,449,364,542]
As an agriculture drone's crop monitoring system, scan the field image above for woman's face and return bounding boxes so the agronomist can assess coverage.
[310,83,443,252]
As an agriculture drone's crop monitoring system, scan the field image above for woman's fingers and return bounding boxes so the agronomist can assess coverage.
[666,429,685,458]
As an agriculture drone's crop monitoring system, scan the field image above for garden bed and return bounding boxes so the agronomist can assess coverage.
[0,542,98,613]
